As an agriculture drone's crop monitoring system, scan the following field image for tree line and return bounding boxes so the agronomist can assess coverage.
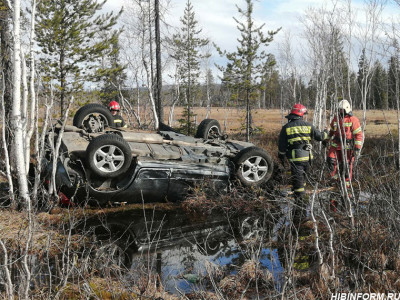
[1,0,399,203]
[2,0,400,298]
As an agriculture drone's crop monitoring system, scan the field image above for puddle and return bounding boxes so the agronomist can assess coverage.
[123,206,286,295]
[131,239,284,295]
[2,205,287,297]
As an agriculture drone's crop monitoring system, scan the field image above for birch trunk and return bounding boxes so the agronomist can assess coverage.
[51,97,74,197]
[1,73,14,203]
[0,239,13,299]
[25,0,37,175]
[21,56,29,173]
[169,69,181,126]
[11,0,30,206]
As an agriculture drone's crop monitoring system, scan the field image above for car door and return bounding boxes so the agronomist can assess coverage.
[117,168,170,203]
[168,164,229,201]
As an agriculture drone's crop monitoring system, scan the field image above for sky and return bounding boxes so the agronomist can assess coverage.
[102,0,319,53]
[101,0,399,82]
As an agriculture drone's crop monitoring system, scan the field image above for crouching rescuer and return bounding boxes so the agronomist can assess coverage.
[324,99,363,198]
[108,101,127,128]
[278,104,327,220]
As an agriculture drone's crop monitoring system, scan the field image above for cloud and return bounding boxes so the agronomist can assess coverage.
[104,0,399,83]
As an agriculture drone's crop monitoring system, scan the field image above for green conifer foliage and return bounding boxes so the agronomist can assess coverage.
[171,0,209,135]
[35,0,122,114]
[371,60,388,109]
[216,0,280,141]
[388,55,400,109]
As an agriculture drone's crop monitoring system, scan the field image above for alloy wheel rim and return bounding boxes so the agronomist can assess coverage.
[241,156,269,182]
[93,144,125,173]
[207,125,220,139]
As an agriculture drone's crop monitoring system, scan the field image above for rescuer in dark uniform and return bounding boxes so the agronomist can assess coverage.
[108,101,127,128]
[278,104,327,220]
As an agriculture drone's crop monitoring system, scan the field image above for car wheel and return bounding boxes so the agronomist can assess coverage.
[234,147,274,187]
[195,119,221,139]
[73,103,114,133]
[86,134,132,178]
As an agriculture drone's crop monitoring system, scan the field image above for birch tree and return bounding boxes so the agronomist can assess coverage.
[384,2,400,202]
[121,0,170,129]
[10,0,30,206]
[353,0,385,130]
[301,5,343,131]
[277,31,298,124]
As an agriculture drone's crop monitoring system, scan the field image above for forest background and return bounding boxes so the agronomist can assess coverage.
[2,0,400,298]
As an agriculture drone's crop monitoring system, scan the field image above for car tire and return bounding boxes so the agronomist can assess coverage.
[195,119,221,139]
[234,147,274,187]
[73,103,114,133]
[86,134,132,178]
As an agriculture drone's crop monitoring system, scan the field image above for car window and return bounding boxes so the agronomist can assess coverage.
[138,169,169,179]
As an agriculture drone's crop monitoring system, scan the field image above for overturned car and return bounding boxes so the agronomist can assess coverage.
[45,104,274,206]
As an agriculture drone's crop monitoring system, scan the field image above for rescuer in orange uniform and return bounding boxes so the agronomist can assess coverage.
[325,99,363,196]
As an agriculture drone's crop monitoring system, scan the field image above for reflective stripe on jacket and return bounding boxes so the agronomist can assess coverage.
[278,117,327,162]
[113,115,127,128]
[328,114,363,150]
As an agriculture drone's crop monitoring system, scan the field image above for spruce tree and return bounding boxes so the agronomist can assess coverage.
[35,0,122,114]
[388,55,399,109]
[261,54,279,108]
[371,60,388,109]
[171,0,209,135]
[216,0,279,141]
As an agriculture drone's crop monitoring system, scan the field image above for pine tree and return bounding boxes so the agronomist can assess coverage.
[216,0,279,141]
[35,0,121,115]
[171,0,209,135]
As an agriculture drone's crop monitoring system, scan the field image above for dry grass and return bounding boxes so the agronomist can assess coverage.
[0,210,84,256]
[162,107,400,136]
[14,104,400,137]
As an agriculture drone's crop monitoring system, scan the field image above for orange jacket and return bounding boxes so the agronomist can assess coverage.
[328,114,363,150]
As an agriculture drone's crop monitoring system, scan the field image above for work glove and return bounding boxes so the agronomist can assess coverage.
[322,129,330,147]
[353,148,361,162]
[278,153,286,166]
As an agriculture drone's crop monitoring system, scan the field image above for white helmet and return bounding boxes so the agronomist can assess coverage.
[338,99,351,114]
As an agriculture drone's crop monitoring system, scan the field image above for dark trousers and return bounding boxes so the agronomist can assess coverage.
[290,161,309,201]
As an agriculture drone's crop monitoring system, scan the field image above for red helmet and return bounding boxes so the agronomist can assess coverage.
[108,101,120,111]
[290,103,307,117]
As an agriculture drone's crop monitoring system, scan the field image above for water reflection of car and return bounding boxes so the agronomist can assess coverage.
[45,103,274,206]
[84,205,284,295]
[88,205,232,254]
